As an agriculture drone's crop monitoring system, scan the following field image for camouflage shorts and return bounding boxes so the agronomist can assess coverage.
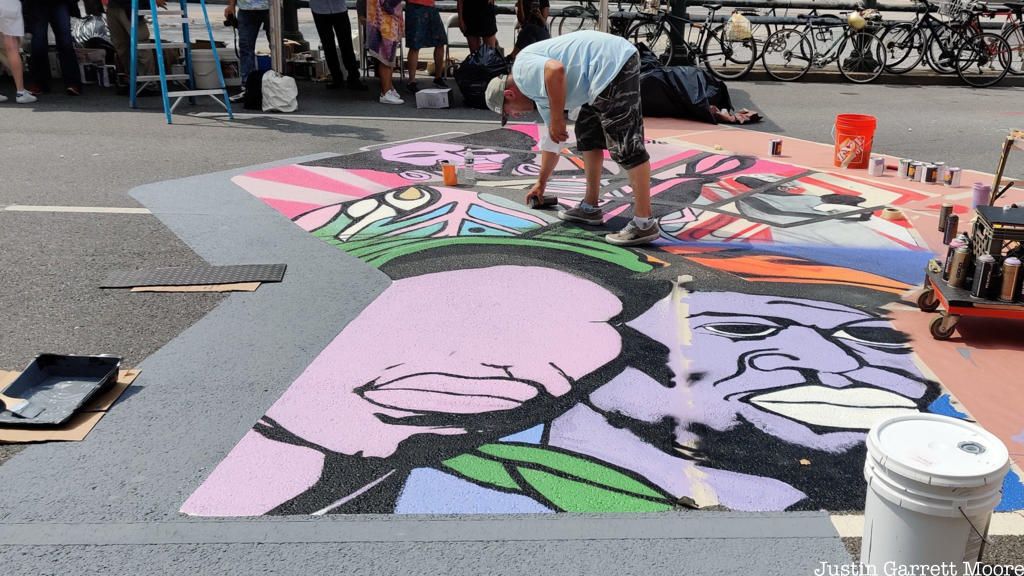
[574,54,649,170]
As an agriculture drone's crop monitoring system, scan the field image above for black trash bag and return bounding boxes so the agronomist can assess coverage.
[637,40,754,125]
[455,46,508,109]
[244,69,269,110]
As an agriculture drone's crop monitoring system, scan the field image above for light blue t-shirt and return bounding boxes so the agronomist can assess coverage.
[511,30,636,125]
[238,0,271,10]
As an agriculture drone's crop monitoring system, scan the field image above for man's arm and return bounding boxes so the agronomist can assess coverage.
[526,129,562,200]
[225,0,237,19]
[543,59,568,143]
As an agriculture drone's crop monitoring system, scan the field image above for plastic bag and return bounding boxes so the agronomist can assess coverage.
[725,12,752,41]
[262,71,298,113]
[455,46,508,109]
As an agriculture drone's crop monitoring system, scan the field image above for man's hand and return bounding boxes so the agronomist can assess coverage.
[224,3,236,20]
[526,181,547,203]
[157,0,167,8]
[549,119,569,143]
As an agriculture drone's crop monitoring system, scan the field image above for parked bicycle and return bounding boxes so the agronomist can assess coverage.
[761,11,888,83]
[995,0,1024,74]
[880,0,964,74]
[626,3,758,79]
[557,0,644,36]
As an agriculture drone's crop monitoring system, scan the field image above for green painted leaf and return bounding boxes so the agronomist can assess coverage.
[517,467,673,513]
[442,454,520,491]
[477,443,669,501]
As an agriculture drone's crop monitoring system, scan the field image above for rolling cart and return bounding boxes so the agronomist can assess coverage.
[918,205,1024,339]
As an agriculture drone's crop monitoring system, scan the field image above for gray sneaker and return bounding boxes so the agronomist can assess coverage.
[557,205,604,225]
[605,220,661,246]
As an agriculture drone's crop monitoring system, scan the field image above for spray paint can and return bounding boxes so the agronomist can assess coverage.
[947,245,972,289]
[943,213,959,245]
[944,167,962,187]
[907,162,920,181]
[1000,257,1022,302]
[934,162,947,182]
[971,254,998,299]
[899,158,911,179]
[917,162,928,182]
[868,156,885,177]
[463,149,476,185]
[770,139,783,156]
[924,164,939,184]
[942,236,967,280]
[938,203,954,232]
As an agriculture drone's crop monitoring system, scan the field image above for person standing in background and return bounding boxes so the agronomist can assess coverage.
[509,1,549,61]
[25,0,82,95]
[310,0,367,91]
[367,0,404,104]
[106,0,164,92]
[403,0,446,94]
[457,0,497,52]
[225,0,271,101]
[0,0,36,102]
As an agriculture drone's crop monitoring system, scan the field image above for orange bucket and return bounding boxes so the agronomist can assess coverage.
[833,114,877,169]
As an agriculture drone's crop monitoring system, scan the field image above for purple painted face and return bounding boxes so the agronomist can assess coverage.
[263,265,624,459]
[619,291,929,453]
[380,142,511,174]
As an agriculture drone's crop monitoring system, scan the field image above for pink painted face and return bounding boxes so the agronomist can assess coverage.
[264,265,625,458]
[380,142,510,174]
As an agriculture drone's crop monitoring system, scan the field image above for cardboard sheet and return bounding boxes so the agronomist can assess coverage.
[0,369,139,443]
[130,282,261,293]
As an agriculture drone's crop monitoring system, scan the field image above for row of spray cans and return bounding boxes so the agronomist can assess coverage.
[941,230,1023,302]
[898,159,961,187]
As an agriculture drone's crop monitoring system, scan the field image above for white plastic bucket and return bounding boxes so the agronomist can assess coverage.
[861,414,1010,569]
[191,49,241,89]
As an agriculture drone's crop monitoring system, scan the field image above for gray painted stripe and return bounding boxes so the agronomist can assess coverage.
[2,205,152,214]
[0,513,840,546]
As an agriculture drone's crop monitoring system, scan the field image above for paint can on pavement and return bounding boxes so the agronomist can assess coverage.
[898,158,911,179]
[861,415,1009,569]
[770,139,783,156]
[938,203,953,233]
[934,162,947,182]
[924,164,939,184]
[944,167,962,188]
[868,156,885,177]
[907,162,921,181]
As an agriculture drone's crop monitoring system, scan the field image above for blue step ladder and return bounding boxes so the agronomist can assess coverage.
[129,0,233,124]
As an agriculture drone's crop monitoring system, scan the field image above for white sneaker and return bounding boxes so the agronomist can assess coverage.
[229,90,246,103]
[0,94,7,103]
[15,92,37,104]
[379,89,404,105]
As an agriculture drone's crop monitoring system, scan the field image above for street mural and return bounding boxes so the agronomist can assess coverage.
[181,129,1024,516]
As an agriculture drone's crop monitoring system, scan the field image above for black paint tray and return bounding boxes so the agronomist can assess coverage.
[0,354,122,426]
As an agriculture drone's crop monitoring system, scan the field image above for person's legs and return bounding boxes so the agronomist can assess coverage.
[27,2,51,91]
[406,48,419,85]
[312,11,344,86]
[593,55,650,219]
[331,11,362,84]
[106,3,130,74]
[2,34,25,92]
[378,62,393,93]
[582,149,604,206]
[432,44,444,81]
[556,105,607,226]
[237,9,262,84]
[466,36,481,52]
[49,1,82,92]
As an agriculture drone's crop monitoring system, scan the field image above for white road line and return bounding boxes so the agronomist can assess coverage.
[831,512,1024,537]
[2,205,152,215]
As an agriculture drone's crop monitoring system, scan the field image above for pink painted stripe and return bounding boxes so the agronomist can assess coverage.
[246,165,369,197]
[262,197,324,220]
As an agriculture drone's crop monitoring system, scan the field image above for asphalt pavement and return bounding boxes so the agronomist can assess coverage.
[1,39,1024,572]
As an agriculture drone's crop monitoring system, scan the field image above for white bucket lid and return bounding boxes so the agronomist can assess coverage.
[867,414,1010,488]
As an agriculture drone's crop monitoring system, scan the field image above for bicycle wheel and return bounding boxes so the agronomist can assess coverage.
[926,23,961,74]
[881,23,926,74]
[703,25,756,79]
[1003,26,1024,75]
[761,28,812,81]
[629,20,674,65]
[837,31,888,83]
[558,6,598,35]
[956,32,1012,87]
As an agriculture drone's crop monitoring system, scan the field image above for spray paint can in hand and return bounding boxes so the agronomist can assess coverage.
[943,213,959,245]
[463,149,476,185]
[971,254,998,299]
[1000,257,1023,302]
[947,245,972,289]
